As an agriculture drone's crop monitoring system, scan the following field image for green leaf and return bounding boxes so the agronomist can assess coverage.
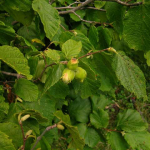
[0,122,23,149]
[2,0,32,11]
[107,132,129,150]
[84,127,101,148]
[45,49,60,63]
[90,95,112,111]
[117,109,148,132]
[88,26,99,49]
[48,80,69,99]
[90,109,109,129]
[105,2,125,34]
[80,78,99,99]
[97,27,112,49]
[43,64,64,94]
[77,123,102,148]
[94,52,117,91]
[123,3,150,51]
[14,78,38,102]
[54,110,85,150]
[0,46,32,79]
[70,10,86,22]
[0,131,16,150]
[32,0,60,40]
[144,50,150,66]
[62,39,82,59]
[112,51,147,100]
[79,60,96,80]
[72,31,94,53]
[0,21,16,45]
[94,1,106,9]
[23,94,56,123]
[2,5,33,25]
[69,98,91,123]
[124,131,150,150]
[0,95,9,114]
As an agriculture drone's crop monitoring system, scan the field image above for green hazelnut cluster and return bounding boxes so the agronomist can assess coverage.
[62,58,87,84]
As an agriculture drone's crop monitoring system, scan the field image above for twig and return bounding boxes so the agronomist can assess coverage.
[59,0,94,15]
[11,21,18,25]
[69,1,82,7]
[31,124,57,150]
[0,71,25,78]
[101,0,142,6]
[72,11,102,24]
[37,63,56,81]
[38,49,108,80]
[56,6,106,12]
[19,121,26,150]
[78,48,109,59]
[103,128,121,133]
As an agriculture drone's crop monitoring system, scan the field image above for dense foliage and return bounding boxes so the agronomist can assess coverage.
[0,0,150,149]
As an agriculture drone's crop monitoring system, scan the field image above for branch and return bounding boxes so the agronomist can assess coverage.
[19,121,26,150]
[59,0,94,15]
[101,0,142,6]
[31,124,57,150]
[0,71,25,78]
[78,48,109,59]
[38,49,109,80]
[56,6,106,12]
[72,11,102,25]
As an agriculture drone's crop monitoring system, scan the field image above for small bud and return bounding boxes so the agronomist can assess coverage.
[25,130,32,138]
[75,67,87,82]
[67,58,79,70]
[57,124,65,130]
[108,47,117,54]
[16,97,23,102]
[62,68,75,84]
[21,114,30,122]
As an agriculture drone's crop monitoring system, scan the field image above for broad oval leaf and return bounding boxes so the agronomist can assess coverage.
[0,46,32,79]
[0,131,16,150]
[0,21,16,45]
[112,51,147,100]
[123,3,150,51]
[45,49,60,63]
[14,78,38,102]
[107,132,129,150]
[32,0,60,40]
[3,0,32,11]
[69,98,91,123]
[124,131,150,150]
[90,109,109,129]
[62,39,82,59]
[117,109,148,132]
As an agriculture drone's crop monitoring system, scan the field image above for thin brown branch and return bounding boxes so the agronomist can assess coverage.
[59,0,94,15]
[56,6,106,12]
[101,0,142,6]
[0,71,25,78]
[19,121,26,150]
[11,21,18,25]
[72,11,102,24]
[31,124,57,150]
[78,48,109,59]
[37,49,108,81]
[69,1,82,7]
[103,128,121,133]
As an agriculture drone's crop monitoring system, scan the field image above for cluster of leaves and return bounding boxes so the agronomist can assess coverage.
[0,0,150,149]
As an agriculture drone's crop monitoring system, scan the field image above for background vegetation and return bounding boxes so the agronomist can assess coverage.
[0,0,150,149]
